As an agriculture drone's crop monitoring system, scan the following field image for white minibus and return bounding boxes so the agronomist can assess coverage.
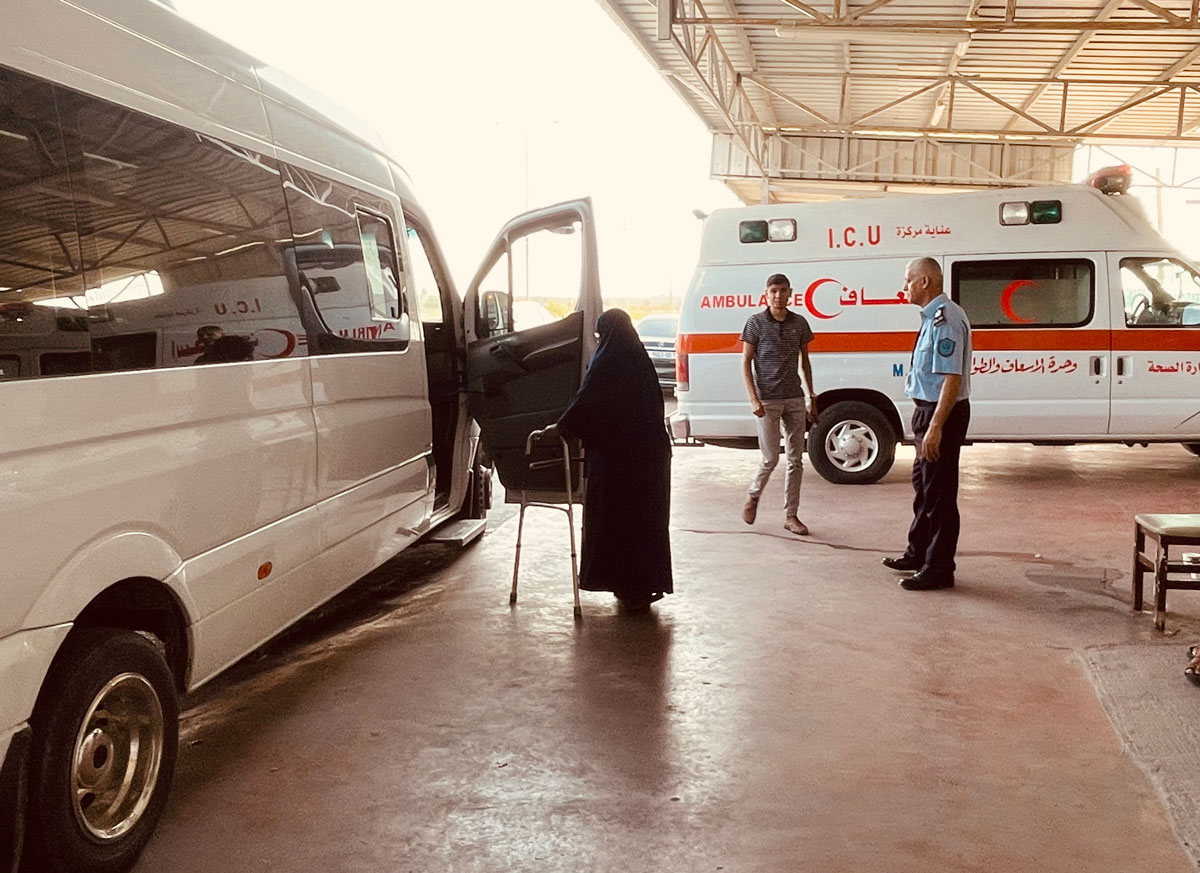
[0,3,600,871]
[673,168,1200,484]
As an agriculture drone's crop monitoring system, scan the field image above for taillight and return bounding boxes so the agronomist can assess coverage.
[675,336,689,391]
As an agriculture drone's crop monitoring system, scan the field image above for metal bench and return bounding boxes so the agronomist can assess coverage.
[1133,513,1200,630]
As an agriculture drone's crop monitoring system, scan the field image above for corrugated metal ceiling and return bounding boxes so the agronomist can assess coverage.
[595,0,1200,200]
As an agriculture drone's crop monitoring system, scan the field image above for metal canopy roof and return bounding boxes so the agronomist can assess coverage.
[596,1,1200,203]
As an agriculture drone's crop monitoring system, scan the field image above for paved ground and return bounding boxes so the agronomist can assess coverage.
[135,441,1200,873]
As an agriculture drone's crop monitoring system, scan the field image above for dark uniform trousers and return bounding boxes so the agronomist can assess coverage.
[904,398,971,576]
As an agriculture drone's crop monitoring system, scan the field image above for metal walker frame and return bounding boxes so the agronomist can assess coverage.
[510,428,582,619]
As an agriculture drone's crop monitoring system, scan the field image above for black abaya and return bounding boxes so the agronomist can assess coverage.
[557,309,673,602]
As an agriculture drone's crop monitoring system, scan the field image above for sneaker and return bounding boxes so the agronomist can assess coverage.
[784,516,809,536]
[742,494,759,525]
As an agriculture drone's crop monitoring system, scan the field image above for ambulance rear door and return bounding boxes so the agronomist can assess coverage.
[463,199,602,503]
[945,253,1110,437]
[1108,253,1200,438]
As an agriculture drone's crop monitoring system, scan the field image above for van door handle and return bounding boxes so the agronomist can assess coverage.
[1089,355,1104,378]
[1115,355,1131,378]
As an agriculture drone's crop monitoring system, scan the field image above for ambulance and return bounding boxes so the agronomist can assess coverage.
[672,166,1200,484]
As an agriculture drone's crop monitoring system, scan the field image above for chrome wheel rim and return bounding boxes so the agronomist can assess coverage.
[824,419,880,473]
[72,673,165,840]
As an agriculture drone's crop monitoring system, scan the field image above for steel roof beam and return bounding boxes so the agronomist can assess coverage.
[667,0,766,176]
[928,0,982,128]
[762,119,1200,145]
[686,18,1200,33]
[1003,0,1123,131]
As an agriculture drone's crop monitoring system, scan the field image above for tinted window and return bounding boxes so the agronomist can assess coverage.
[0,67,86,378]
[53,80,302,371]
[951,259,1093,328]
[636,316,678,337]
[406,224,447,326]
[281,165,409,352]
[1119,257,1200,327]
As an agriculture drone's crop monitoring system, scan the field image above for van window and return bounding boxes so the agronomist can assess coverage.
[951,259,1093,328]
[48,83,303,371]
[405,224,445,326]
[356,208,403,321]
[0,67,86,378]
[474,220,583,338]
[1119,257,1200,327]
[282,165,410,351]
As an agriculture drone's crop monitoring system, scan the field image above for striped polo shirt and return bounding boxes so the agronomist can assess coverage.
[740,307,814,400]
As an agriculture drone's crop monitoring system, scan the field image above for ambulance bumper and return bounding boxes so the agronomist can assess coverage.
[669,412,691,441]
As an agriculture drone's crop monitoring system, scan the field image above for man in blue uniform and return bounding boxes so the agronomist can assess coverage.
[883,257,972,590]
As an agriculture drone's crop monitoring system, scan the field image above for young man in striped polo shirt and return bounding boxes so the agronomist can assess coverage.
[739,272,818,536]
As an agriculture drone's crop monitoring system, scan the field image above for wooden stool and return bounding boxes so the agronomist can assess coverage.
[1133,513,1200,630]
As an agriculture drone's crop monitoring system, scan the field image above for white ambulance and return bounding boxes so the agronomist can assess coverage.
[672,167,1200,484]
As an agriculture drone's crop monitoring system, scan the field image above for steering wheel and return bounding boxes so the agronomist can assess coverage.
[1129,295,1150,323]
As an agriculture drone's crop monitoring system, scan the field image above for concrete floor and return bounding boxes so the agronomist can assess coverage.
[136,442,1200,873]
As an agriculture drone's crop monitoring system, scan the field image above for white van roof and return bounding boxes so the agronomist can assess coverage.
[2,0,411,200]
[699,185,1173,266]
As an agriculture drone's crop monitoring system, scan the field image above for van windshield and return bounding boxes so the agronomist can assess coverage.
[1119,257,1200,327]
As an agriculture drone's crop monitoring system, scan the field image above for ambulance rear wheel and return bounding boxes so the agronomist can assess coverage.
[808,401,896,485]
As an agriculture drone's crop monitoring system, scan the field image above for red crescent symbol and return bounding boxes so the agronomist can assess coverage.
[1000,280,1037,324]
[804,277,841,320]
[255,328,297,358]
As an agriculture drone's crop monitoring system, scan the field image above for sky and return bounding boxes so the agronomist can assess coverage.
[168,0,1200,294]
[170,0,739,304]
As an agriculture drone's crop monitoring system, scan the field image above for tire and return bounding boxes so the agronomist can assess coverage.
[460,451,493,520]
[24,628,178,873]
[1184,443,1200,457]
[807,400,897,485]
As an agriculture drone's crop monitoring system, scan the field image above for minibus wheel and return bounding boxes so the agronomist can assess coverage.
[1184,443,1200,457]
[25,628,178,873]
[808,400,896,485]
[461,452,494,520]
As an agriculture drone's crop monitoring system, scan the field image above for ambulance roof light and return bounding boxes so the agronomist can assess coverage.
[999,202,1029,226]
[1085,164,1132,195]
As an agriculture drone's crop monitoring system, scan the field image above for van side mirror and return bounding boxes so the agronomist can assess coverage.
[481,289,512,337]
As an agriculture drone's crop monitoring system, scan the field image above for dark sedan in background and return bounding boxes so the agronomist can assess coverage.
[635,313,678,390]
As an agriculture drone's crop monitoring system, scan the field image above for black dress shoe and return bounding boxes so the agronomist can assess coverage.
[882,555,922,572]
[899,569,954,590]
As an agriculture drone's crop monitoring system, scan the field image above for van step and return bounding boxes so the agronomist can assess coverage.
[426,518,486,546]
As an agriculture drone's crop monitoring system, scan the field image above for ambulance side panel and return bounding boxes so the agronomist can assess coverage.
[944,252,1112,438]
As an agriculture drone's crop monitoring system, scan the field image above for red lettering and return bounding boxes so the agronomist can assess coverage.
[701,297,711,308]
[844,226,856,247]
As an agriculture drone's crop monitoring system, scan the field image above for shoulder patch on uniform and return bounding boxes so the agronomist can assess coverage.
[937,337,956,357]
[933,305,946,326]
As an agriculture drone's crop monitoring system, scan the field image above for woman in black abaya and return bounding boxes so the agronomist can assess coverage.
[545,308,673,609]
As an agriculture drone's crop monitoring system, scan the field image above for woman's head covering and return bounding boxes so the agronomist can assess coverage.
[556,307,667,447]
[595,308,643,359]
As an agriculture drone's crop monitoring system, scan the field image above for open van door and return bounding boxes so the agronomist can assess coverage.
[464,198,602,503]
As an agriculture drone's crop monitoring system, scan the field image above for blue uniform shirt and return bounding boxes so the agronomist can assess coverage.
[905,293,972,403]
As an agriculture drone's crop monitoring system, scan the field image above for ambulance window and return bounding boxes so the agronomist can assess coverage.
[0,356,19,379]
[1119,257,1200,327]
[951,259,1093,328]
